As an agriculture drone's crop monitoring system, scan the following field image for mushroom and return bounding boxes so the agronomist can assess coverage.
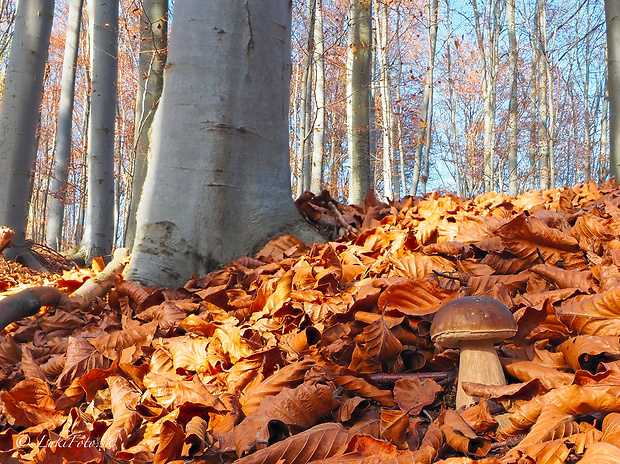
[430,296,517,409]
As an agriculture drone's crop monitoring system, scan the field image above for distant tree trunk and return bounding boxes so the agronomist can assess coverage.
[376,0,391,199]
[310,0,325,194]
[445,0,462,197]
[601,68,609,181]
[0,0,54,268]
[507,0,518,196]
[46,0,83,251]
[529,20,538,191]
[607,0,620,180]
[125,0,167,250]
[411,0,438,196]
[297,0,315,197]
[347,0,373,204]
[81,0,118,261]
[537,0,550,189]
[126,0,322,288]
[472,0,502,193]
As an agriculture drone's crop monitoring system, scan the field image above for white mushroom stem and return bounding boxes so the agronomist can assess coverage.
[456,338,507,409]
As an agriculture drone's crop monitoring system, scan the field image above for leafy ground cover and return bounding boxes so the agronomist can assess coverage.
[2,182,620,463]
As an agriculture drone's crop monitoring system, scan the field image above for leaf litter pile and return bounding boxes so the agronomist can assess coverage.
[5,182,620,463]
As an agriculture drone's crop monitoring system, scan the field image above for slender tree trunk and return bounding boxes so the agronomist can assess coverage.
[411,0,438,196]
[507,0,518,196]
[607,0,620,180]
[125,0,167,249]
[445,0,462,197]
[376,0,394,199]
[537,0,550,189]
[0,0,54,268]
[126,0,322,288]
[46,0,83,251]
[601,65,609,181]
[81,0,119,261]
[297,0,315,197]
[347,0,373,204]
[472,0,502,193]
[310,0,325,194]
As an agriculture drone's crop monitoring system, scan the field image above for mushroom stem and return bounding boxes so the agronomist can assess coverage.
[456,338,507,409]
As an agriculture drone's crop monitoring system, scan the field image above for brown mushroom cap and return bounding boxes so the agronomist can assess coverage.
[430,296,517,349]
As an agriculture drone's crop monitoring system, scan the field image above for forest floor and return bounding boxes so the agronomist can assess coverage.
[1,183,620,463]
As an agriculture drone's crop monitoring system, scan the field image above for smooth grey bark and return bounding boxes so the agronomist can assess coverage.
[472,0,502,194]
[507,0,518,196]
[411,0,438,196]
[446,0,462,197]
[601,68,609,181]
[347,0,373,204]
[376,0,394,199]
[537,0,550,189]
[125,0,167,250]
[126,0,322,288]
[310,0,325,194]
[296,0,315,197]
[0,0,54,267]
[80,0,118,261]
[46,0,84,251]
[607,0,620,180]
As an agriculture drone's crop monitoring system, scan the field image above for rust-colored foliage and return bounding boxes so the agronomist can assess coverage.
[7,183,620,463]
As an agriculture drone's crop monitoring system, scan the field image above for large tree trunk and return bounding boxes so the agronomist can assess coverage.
[607,0,620,180]
[46,0,83,251]
[347,0,373,204]
[126,0,322,288]
[125,0,167,250]
[411,0,438,196]
[507,0,518,196]
[310,0,325,194]
[0,0,54,268]
[80,0,118,261]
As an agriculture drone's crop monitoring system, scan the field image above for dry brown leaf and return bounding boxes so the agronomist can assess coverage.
[354,319,403,363]
[240,357,314,415]
[530,263,596,291]
[100,375,141,454]
[233,383,341,457]
[439,409,491,457]
[233,422,352,464]
[377,278,457,316]
[558,287,620,335]
[380,408,410,448]
[577,442,620,463]
[89,320,158,361]
[0,378,65,430]
[504,440,570,464]
[459,399,498,433]
[504,360,574,390]
[393,377,442,416]
[558,335,620,372]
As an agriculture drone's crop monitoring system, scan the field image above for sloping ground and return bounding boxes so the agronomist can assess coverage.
[2,181,620,463]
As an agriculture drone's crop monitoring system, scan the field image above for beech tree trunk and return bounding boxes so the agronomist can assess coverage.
[537,0,550,189]
[125,0,167,250]
[607,0,620,180]
[310,0,325,194]
[126,0,322,288]
[376,0,394,199]
[507,0,518,196]
[80,0,118,261]
[296,0,315,197]
[347,0,373,204]
[46,0,83,251]
[0,0,54,267]
[411,0,438,196]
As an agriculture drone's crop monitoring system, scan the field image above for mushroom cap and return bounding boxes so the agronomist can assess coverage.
[430,296,517,349]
